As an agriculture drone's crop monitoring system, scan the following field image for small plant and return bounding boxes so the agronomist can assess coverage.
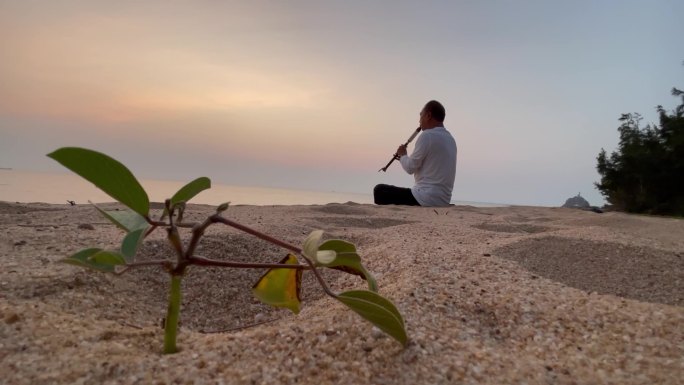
[48,147,407,354]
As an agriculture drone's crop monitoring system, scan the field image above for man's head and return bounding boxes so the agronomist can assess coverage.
[419,100,446,130]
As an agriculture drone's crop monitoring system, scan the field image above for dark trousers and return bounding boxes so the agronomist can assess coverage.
[373,184,421,206]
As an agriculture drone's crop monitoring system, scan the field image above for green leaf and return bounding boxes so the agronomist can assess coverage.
[161,177,211,219]
[252,254,302,314]
[121,228,146,262]
[47,147,149,216]
[91,203,149,232]
[216,202,230,213]
[171,177,210,205]
[318,240,378,292]
[337,290,407,346]
[62,248,118,273]
[302,230,324,261]
[63,247,101,264]
[89,250,126,265]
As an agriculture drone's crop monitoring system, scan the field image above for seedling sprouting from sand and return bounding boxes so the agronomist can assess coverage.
[47,147,407,354]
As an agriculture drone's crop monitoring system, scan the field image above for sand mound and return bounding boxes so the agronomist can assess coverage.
[1,202,682,384]
[495,236,683,306]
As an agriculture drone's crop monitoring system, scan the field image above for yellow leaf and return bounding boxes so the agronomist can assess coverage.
[252,254,302,314]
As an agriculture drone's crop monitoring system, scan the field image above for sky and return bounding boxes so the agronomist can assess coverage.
[1,0,682,206]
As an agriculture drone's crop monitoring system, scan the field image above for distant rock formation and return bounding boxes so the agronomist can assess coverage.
[562,193,590,209]
[561,193,603,213]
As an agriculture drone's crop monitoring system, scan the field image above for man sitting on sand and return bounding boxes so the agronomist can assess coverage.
[374,100,457,206]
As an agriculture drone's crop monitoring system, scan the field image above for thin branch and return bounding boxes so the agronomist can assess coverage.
[146,218,167,227]
[199,317,280,334]
[189,255,310,270]
[143,225,158,238]
[212,214,336,297]
[115,260,173,275]
[143,222,195,238]
[175,222,199,228]
[165,199,174,227]
[167,226,186,267]
[128,260,173,268]
[175,202,186,223]
[185,217,213,259]
[297,252,338,298]
[212,215,302,253]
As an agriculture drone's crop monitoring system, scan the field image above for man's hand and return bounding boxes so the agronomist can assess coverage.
[396,144,407,157]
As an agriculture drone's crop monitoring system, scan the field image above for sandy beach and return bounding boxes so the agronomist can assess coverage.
[0,201,682,384]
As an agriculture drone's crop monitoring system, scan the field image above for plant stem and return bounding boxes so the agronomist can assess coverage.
[163,274,182,354]
[167,226,185,265]
[211,215,301,253]
[190,255,310,270]
[212,215,337,298]
[115,260,172,275]
[296,252,338,298]
[185,217,213,259]
[143,224,158,238]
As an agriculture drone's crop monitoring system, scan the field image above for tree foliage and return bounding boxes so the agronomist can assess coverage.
[596,86,684,215]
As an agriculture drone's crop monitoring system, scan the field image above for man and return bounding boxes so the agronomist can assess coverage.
[374,100,457,206]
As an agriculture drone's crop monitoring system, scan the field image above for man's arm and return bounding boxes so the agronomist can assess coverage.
[400,134,429,174]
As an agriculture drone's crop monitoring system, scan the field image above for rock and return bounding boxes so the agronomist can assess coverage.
[371,326,386,339]
[5,313,20,324]
[562,193,590,209]
[78,223,95,230]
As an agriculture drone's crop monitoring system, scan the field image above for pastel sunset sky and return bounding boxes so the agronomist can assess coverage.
[1,0,682,206]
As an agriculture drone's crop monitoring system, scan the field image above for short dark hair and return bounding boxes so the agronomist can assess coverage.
[423,100,445,122]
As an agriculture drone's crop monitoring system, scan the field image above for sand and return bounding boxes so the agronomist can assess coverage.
[0,201,682,384]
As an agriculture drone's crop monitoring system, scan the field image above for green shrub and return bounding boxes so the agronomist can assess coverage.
[48,147,407,354]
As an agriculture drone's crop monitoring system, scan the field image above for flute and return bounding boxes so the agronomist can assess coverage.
[378,127,421,172]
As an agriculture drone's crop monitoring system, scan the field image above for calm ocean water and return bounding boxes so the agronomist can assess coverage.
[0,169,503,207]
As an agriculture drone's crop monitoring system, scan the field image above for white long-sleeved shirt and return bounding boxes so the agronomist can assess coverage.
[399,126,457,206]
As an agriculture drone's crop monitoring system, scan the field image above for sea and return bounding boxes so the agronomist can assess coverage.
[0,169,504,207]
